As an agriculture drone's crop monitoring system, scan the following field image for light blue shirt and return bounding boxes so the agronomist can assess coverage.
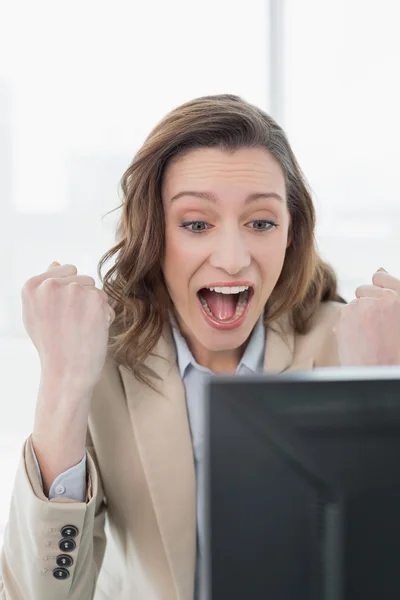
[169,313,265,599]
[31,314,266,599]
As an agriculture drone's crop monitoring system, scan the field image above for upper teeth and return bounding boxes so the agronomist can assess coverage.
[206,285,249,294]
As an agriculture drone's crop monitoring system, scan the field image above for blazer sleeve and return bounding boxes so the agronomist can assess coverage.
[0,425,107,600]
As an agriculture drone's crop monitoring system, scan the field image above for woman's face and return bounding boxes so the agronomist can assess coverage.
[161,146,291,369]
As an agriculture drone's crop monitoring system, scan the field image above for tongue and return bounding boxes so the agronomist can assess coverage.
[201,289,237,321]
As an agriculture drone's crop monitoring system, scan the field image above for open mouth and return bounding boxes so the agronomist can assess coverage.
[197,286,254,326]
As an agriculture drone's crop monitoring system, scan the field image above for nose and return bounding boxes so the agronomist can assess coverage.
[209,226,251,275]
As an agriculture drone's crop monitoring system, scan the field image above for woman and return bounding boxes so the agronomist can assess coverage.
[1,94,400,600]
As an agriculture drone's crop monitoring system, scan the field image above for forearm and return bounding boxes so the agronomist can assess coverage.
[31,376,93,496]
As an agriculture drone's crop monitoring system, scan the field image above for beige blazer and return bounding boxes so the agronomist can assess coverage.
[0,301,342,600]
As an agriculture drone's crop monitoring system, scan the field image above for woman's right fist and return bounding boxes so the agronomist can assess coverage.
[21,262,116,393]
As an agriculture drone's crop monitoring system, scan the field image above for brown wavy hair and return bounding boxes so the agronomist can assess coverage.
[98,94,345,390]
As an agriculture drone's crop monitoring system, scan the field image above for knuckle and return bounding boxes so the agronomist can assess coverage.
[94,288,110,303]
[63,274,95,286]
[355,286,363,297]
[66,281,84,295]
[23,275,43,292]
[62,264,78,274]
[21,280,34,298]
[381,289,398,306]
[382,287,396,297]
[40,278,62,292]
[358,297,371,310]
[372,271,385,286]
[90,288,106,305]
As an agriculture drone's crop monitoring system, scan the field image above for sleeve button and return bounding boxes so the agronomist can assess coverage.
[56,554,74,567]
[61,525,79,538]
[59,538,76,553]
[53,567,70,580]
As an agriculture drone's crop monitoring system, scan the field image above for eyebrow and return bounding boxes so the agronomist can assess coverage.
[169,191,284,204]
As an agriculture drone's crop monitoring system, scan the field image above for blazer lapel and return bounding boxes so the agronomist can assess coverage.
[118,313,294,598]
[263,314,295,373]
[118,322,196,600]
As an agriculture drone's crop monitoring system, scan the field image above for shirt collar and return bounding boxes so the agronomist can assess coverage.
[169,312,196,378]
[238,312,265,373]
[170,311,265,377]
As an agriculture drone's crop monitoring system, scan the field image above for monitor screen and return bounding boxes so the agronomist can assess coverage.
[203,367,400,600]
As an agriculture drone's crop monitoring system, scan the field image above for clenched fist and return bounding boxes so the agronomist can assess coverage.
[336,268,400,366]
[21,261,116,393]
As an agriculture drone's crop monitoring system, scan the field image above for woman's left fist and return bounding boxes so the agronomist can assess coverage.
[336,268,400,366]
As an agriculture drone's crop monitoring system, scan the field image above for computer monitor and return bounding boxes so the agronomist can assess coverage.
[203,367,400,600]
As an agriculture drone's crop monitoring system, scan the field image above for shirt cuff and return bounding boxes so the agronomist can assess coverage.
[30,438,87,501]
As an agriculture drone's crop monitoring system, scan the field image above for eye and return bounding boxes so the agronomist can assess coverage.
[248,220,278,232]
[180,221,211,233]
[179,219,278,233]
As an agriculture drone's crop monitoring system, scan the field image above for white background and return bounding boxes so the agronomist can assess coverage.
[1,0,399,540]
